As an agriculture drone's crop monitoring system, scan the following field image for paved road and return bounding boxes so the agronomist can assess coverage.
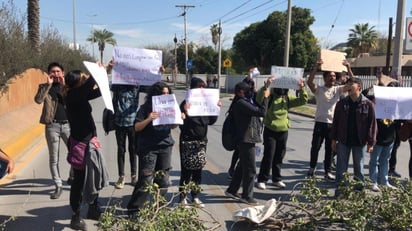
[0,89,411,231]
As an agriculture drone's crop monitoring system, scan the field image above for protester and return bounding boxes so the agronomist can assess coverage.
[64,70,109,230]
[178,77,220,208]
[111,83,139,189]
[127,82,179,215]
[225,81,269,205]
[306,59,351,180]
[0,148,14,178]
[255,77,308,190]
[213,75,218,88]
[227,67,258,178]
[34,62,71,199]
[331,77,377,196]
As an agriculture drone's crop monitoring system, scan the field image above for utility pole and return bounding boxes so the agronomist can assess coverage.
[173,34,178,87]
[283,0,292,67]
[384,17,393,75]
[176,5,195,88]
[392,0,405,80]
[72,0,77,50]
[217,20,222,89]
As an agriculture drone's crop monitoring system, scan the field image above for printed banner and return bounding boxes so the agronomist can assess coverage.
[185,88,220,116]
[374,86,412,119]
[152,94,183,126]
[112,46,162,86]
[83,61,114,112]
[270,66,304,90]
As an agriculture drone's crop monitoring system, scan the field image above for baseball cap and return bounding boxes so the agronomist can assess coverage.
[348,77,362,86]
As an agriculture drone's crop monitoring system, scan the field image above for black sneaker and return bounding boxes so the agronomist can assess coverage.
[70,214,87,231]
[67,177,74,185]
[87,202,102,220]
[224,191,240,200]
[389,170,401,178]
[324,172,336,181]
[307,168,315,177]
[239,197,258,205]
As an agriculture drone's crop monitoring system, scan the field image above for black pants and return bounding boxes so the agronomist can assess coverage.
[309,122,333,173]
[115,126,137,177]
[127,146,172,214]
[257,128,288,183]
[70,169,85,213]
[227,142,256,200]
[409,139,412,178]
[389,129,401,170]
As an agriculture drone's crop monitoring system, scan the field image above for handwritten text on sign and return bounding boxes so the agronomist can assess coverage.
[270,66,304,90]
[112,46,162,86]
[374,86,412,120]
[152,94,183,126]
[185,88,220,116]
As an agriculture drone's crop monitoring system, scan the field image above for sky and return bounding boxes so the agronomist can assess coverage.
[6,0,412,63]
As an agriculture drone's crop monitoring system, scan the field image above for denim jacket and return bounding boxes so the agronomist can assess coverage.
[331,94,377,147]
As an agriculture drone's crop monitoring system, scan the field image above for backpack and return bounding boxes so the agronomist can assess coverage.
[222,111,236,151]
[102,108,115,135]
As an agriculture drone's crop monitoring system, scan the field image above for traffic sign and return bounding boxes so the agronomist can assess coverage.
[223,58,232,68]
[405,17,412,52]
[187,59,193,70]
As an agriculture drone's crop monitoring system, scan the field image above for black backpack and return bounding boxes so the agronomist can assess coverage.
[102,108,115,135]
[222,111,236,151]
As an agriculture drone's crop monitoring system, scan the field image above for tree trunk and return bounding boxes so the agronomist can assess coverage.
[27,0,40,53]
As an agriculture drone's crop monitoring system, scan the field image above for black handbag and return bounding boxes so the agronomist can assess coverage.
[180,140,207,170]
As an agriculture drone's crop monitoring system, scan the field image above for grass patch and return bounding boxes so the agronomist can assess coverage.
[289,104,316,117]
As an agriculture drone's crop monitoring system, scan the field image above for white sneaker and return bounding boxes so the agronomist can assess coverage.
[385,184,397,190]
[179,198,190,208]
[192,198,205,208]
[371,184,380,192]
[256,182,266,190]
[272,181,286,188]
[114,176,125,189]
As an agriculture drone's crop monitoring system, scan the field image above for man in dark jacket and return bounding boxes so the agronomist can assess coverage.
[331,77,377,195]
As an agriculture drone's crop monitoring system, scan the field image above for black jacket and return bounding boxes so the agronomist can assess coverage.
[232,97,268,144]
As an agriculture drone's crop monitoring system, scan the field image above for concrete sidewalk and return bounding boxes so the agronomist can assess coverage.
[0,103,44,184]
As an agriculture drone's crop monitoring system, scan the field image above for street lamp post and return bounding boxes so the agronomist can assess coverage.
[174,34,178,87]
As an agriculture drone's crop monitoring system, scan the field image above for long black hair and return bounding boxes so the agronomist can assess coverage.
[228,82,251,113]
[141,81,172,109]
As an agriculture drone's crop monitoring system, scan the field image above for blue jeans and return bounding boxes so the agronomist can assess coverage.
[369,143,393,185]
[45,122,70,187]
[335,143,366,185]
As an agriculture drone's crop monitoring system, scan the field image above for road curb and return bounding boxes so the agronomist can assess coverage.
[1,124,44,160]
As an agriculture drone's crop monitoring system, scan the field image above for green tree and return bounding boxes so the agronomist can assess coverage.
[232,7,318,74]
[192,46,216,74]
[27,0,40,52]
[347,23,378,57]
[87,29,117,63]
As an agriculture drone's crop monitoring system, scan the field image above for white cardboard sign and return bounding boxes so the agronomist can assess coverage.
[185,88,220,116]
[270,66,304,90]
[152,94,183,126]
[374,86,412,119]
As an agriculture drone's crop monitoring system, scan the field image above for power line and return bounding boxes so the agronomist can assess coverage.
[223,0,277,24]
[325,0,345,42]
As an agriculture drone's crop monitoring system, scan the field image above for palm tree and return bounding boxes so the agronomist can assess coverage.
[27,0,40,53]
[347,23,378,57]
[210,24,219,51]
[87,29,117,63]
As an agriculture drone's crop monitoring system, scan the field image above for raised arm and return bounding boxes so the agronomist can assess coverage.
[343,60,354,78]
[307,59,322,94]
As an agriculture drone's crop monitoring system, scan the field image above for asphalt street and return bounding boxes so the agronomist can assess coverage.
[0,89,411,231]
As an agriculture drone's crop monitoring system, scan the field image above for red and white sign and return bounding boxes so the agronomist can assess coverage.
[405,17,412,52]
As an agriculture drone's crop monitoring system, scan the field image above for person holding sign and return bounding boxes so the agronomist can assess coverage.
[127,82,180,215]
[331,77,377,196]
[64,70,109,230]
[178,77,221,208]
[255,77,308,190]
[225,82,270,205]
[306,59,351,180]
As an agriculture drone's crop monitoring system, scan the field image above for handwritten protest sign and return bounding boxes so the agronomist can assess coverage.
[83,61,114,112]
[319,49,348,73]
[152,94,183,126]
[185,88,220,116]
[374,86,412,119]
[112,47,162,86]
[270,66,304,90]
